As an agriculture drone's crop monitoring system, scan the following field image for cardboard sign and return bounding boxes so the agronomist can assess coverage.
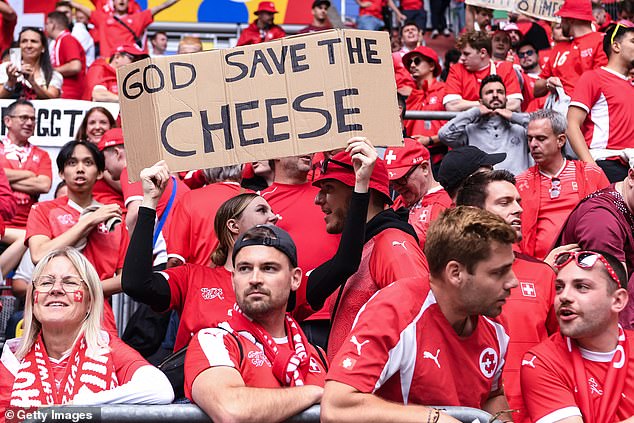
[117,29,402,181]
[0,99,120,147]
[465,0,562,21]
[465,0,514,12]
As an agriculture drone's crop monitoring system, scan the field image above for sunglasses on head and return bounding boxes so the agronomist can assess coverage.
[517,50,535,59]
[321,157,353,175]
[553,251,624,288]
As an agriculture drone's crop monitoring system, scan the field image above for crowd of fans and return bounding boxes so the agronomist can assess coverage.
[0,0,633,421]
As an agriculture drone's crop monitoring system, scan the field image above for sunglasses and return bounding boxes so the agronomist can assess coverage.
[553,251,623,288]
[518,50,535,59]
[392,164,420,186]
[321,157,353,175]
[410,56,429,67]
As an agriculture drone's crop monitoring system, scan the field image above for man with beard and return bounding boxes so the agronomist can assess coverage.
[439,74,531,175]
[516,40,546,112]
[321,206,517,423]
[299,0,332,33]
[184,225,327,423]
[457,169,559,423]
[237,1,286,46]
[567,23,634,183]
[393,21,425,96]
[521,250,634,423]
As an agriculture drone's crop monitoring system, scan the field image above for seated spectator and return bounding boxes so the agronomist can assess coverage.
[83,44,148,102]
[444,30,523,112]
[0,27,63,99]
[177,36,202,54]
[46,11,86,100]
[236,1,286,46]
[184,225,327,422]
[298,0,333,33]
[385,139,451,248]
[521,250,633,422]
[150,31,168,56]
[0,247,174,407]
[122,161,277,351]
[516,40,546,112]
[439,74,531,175]
[516,109,609,260]
[469,6,493,32]
[491,26,513,63]
[321,206,516,422]
[392,21,423,96]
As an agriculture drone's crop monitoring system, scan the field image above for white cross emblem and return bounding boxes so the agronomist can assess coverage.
[385,150,397,165]
[520,282,536,297]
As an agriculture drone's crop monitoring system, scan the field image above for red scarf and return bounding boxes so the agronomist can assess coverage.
[568,325,629,422]
[10,334,118,407]
[230,303,310,386]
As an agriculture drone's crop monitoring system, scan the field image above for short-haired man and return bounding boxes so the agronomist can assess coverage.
[439,74,531,175]
[46,11,86,100]
[516,110,609,260]
[516,40,545,112]
[444,30,523,112]
[298,0,333,33]
[567,23,634,183]
[55,0,95,67]
[385,138,451,248]
[150,31,168,55]
[457,169,558,422]
[184,224,327,422]
[177,36,203,54]
[393,21,425,96]
[237,1,286,46]
[26,140,126,334]
[521,250,634,422]
[321,206,517,422]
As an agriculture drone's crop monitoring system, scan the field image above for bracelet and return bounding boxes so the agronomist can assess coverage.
[3,83,14,92]
[426,408,440,423]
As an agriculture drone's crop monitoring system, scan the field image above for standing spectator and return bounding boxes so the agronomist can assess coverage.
[55,1,95,67]
[516,40,545,112]
[439,74,531,175]
[469,6,493,32]
[400,0,427,35]
[149,31,168,56]
[236,1,286,46]
[309,138,428,359]
[46,11,86,100]
[521,250,633,422]
[321,207,516,422]
[26,141,126,335]
[456,169,558,423]
[0,0,16,54]
[299,0,333,33]
[74,0,180,58]
[491,27,513,63]
[355,0,405,31]
[385,139,451,248]
[0,28,63,99]
[534,0,607,99]
[444,31,523,112]
[184,225,327,422]
[567,23,634,182]
[177,36,203,54]
[392,21,424,96]
[430,0,451,38]
[516,109,609,260]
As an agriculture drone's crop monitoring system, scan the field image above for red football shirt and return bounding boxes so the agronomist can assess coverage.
[166,182,247,266]
[260,182,340,321]
[328,277,509,408]
[403,79,446,137]
[570,67,634,150]
[158,264,234,351]
[443,61,523,105]
[89,10,152,58]
[50,30,86,100]
[92,179,125,210]
[0,3,16,54]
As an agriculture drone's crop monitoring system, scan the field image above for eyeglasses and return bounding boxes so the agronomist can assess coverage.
[34,275,84,293]
[321,157,354,175]
[549,177,561,199]
[517,50,535,59]
[392,164,420,186]
[553,251,623,288]
[9,115,37,124]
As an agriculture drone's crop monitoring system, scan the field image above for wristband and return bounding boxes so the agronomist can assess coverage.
[3,83,14,92]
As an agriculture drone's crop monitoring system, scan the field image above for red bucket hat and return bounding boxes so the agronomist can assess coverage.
[385,138,430,181]
[255,1,278,14]
[402,46,441,77]
[97,128,124,151]
[112,44,149,60]
[312,151,392,204]
[555,0,594,22]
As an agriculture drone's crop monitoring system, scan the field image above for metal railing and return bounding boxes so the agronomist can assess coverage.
[404,110,458,120]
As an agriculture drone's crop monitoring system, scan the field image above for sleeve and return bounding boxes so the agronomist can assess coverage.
[442,64,464,104]
[520,350,581,423]
[0,62,9,84]
[89,9,105,27]
[120,176,144,208]
[569,72,599,113]
[538,51,553,79]
[0,166,16,221]
[437,108,480,147]
[159,264,191,313]
[49,71,63,90]
[501,64,522,99]
[116,223,129,270]
[165,194,191,263]
[306,192,370,310]
[59,37,83,63]
[369,231,428,289]
[36,149,52,179]
[585,164,610,192]
[236,29,252,47]
[184,328,243,400]
[393,55,415,90]
[25,203,52,242]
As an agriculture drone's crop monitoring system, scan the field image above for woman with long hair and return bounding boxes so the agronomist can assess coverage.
[0,27,62,99]
[0,247,174,407]
[122,161,279,352]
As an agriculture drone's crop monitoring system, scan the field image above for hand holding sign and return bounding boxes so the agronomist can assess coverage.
[346,136,377,194]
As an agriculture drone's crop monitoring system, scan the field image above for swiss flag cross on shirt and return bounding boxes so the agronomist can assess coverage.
[385,150,397,165]
[520,282,536,297]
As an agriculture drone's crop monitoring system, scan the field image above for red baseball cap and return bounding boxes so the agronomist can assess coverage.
[255,1,278,14]
[385,138,430,181]
[555,0,594,22]
[402,46,441,77]
[112,44,149,60]
[97,128,124,151]
[312,151,392,204]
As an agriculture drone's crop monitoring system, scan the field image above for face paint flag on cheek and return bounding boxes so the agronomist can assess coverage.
[34,291,39,304]
[74,290,84,303]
